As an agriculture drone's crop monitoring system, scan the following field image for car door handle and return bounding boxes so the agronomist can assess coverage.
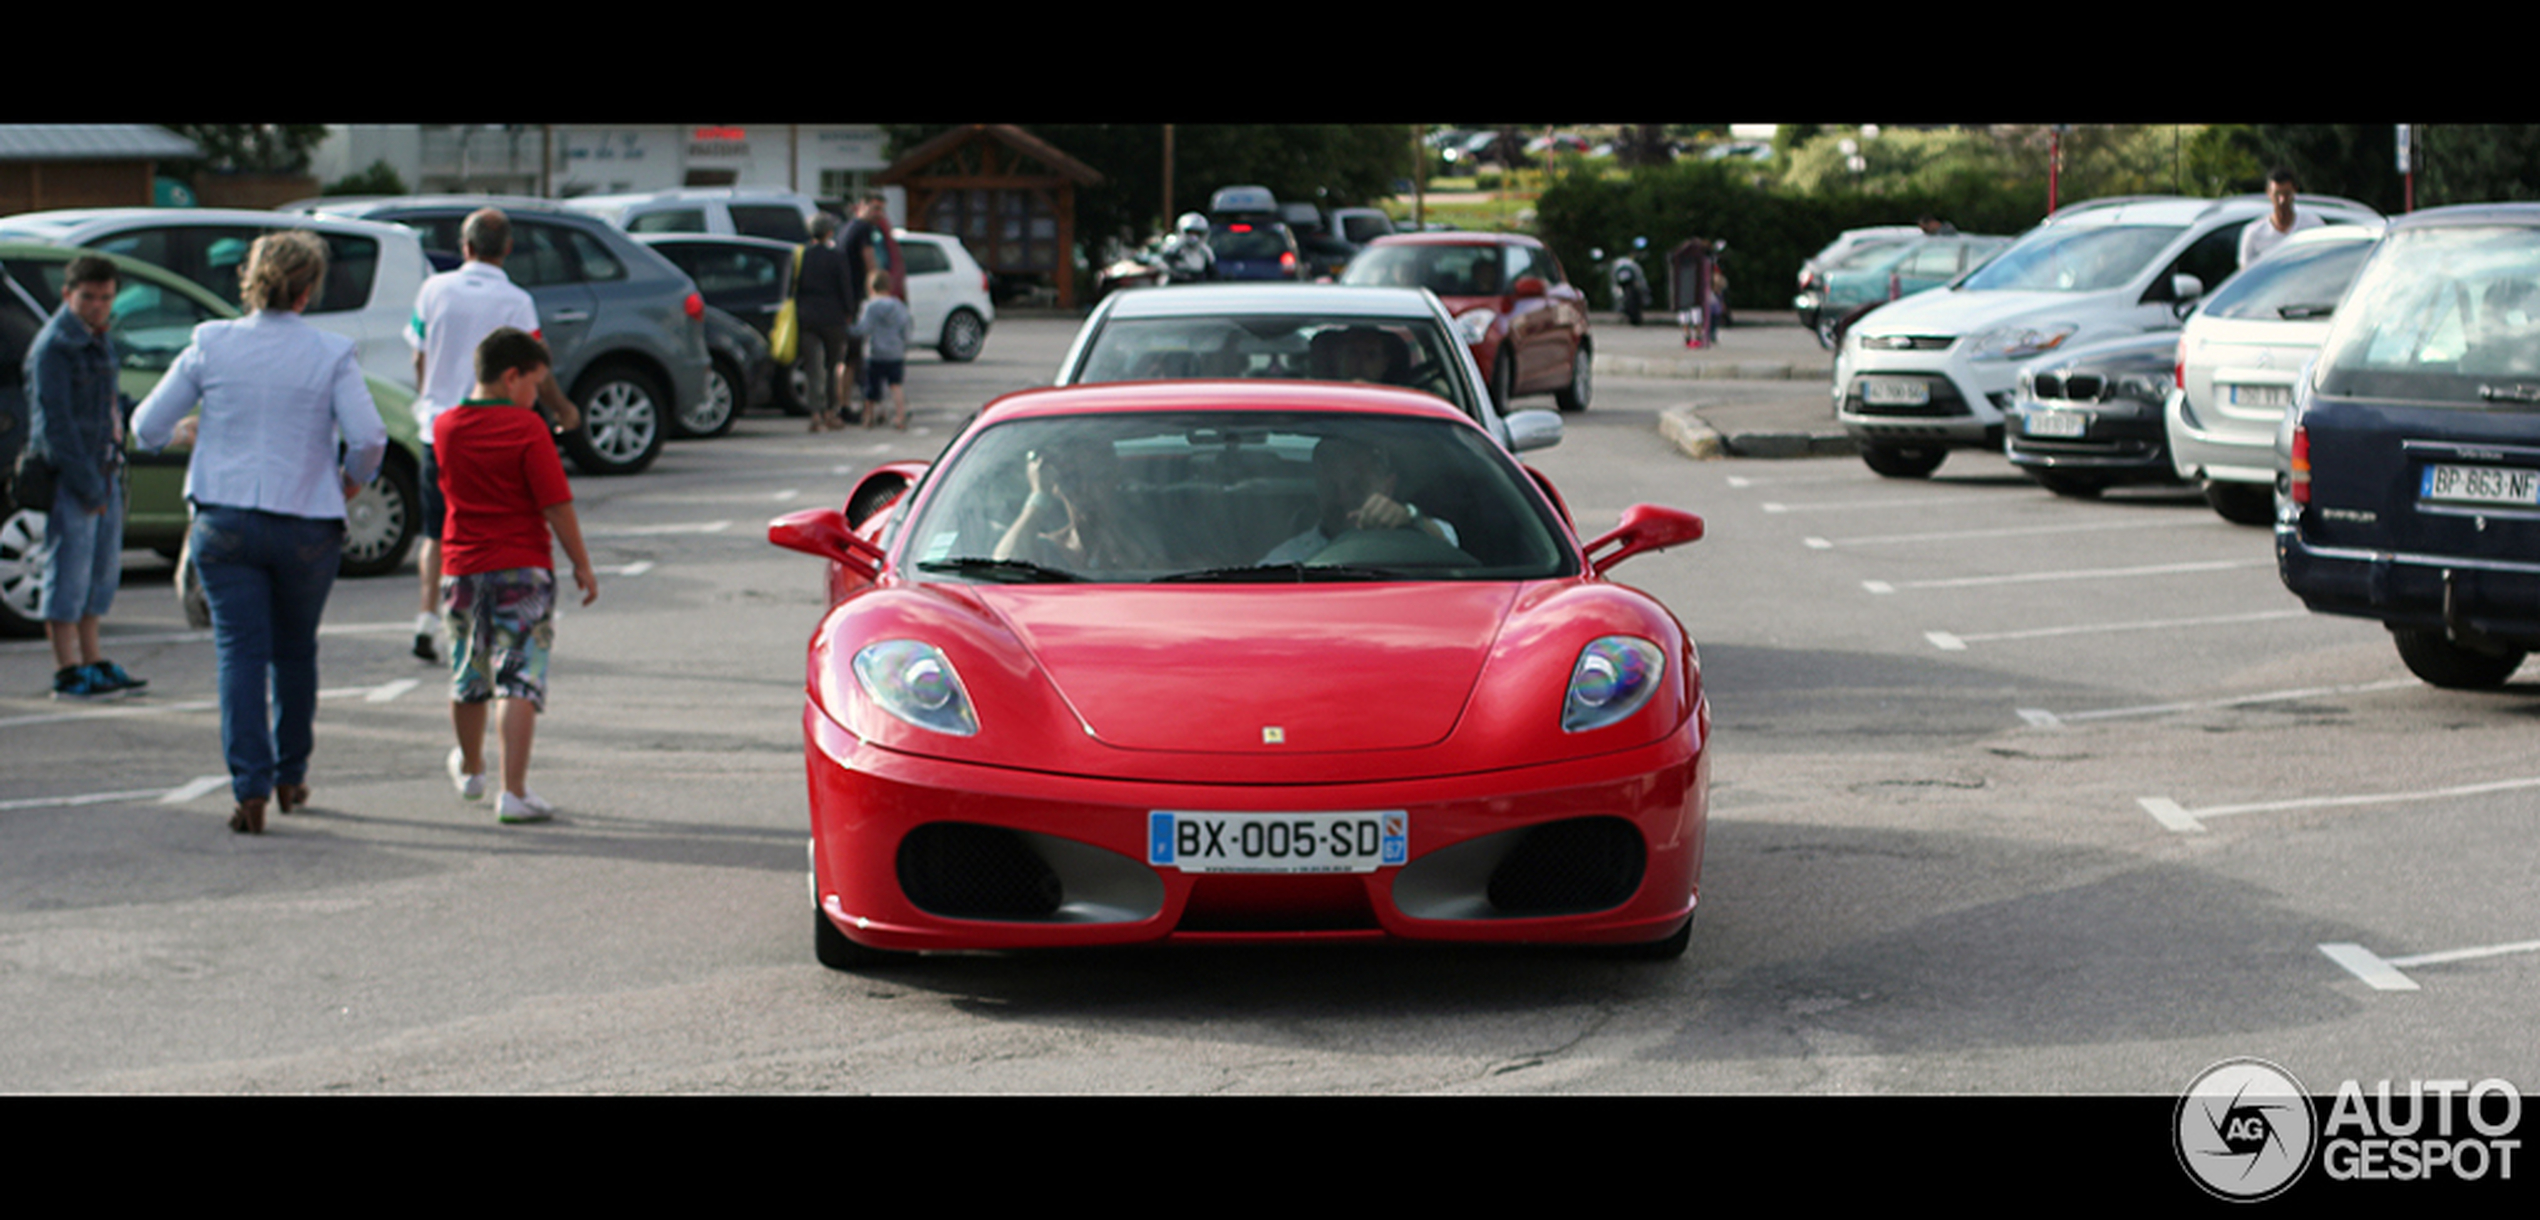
[552,309,591,322]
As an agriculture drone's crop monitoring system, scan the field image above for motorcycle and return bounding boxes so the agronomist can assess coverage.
[1596,237,1650,326]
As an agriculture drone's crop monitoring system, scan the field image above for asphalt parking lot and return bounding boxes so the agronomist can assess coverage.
[1,311,2531,1099]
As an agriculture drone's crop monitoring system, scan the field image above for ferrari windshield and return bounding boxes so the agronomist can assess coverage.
[1072,313,1482,418]
[901,410,1574,584]
[1958,224,2184,294]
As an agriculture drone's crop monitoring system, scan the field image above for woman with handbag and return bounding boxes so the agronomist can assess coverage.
[132,231,388,834]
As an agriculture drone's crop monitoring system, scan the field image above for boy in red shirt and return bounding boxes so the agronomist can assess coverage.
[436,328,599,823]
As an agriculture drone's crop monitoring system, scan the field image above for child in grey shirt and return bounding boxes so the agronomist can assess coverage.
[851,270,912,429]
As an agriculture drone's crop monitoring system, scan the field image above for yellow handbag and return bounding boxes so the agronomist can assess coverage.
[768,245,803,365]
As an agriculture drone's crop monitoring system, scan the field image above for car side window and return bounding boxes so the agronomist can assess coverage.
[505,222,575,288]
[2152,223,2249,303]
[731,206,807,243]
[628,209,707,234]
[566,230,625,282]
[901,242,950,276]
[312,233,380,314]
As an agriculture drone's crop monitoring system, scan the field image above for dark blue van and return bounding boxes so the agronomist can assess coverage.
[2277,204,2540,688]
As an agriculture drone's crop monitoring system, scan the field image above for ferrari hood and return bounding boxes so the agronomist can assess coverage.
[973,584,1518,754]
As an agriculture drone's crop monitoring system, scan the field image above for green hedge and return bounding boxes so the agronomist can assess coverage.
[1532,161,2053,313]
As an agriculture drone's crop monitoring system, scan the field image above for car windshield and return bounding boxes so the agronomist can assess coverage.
[1072,314,1480,417]
[899,410,1574,585]
[2200,236,2374,322]
[1958,224,2185,294]
[1341,244,1505,296]
[2315,224,2540,404]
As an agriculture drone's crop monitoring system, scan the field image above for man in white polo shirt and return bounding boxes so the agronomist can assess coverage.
[408,208,579,663]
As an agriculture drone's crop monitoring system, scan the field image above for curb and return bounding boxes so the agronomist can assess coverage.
[1658,405,1857,462]
[1596,355,1830,382]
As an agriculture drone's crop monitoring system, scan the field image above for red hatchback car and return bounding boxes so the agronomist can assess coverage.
[768,380,1707,967]
[1342,232,1594,413]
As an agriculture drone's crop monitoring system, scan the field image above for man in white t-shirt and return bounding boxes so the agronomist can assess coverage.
[2239,167,2324,269]
[407,208,578,663]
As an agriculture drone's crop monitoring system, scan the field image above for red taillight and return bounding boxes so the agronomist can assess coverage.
[2290,424,2311,506]
[683,291,704,321]
[2174,334,2188,390]
[1230,223,1253,232]
[979,272,990,293]
[1281,251,1297,272]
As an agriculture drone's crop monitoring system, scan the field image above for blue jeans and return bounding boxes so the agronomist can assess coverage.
[41,474,124,623]
[190,506,342,802]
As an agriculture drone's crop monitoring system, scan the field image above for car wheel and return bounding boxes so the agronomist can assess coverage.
[1608,915,1694,961]
[810,856,913,971]
[1860,444,1946,479]
[338,451,420,578]
[2031,470,2106,499]
[561,364,667,476]
[1489,351,1515,413]
[780,356,814,417]
[938,307,987,362]
[673,358,741,439]
[1554,344,1591,412]
[2391,628,2527,690]
[2203,480,2274,526]
[0,503,47,639]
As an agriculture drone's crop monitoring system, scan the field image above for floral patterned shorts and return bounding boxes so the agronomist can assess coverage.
[441,567,554,711]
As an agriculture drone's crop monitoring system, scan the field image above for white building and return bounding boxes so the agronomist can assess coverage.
[311,124,893,205]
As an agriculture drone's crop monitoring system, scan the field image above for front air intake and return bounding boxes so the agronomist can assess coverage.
[1485,817,1646,915]
[898,823,1062,919]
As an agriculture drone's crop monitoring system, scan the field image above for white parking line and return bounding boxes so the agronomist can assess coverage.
[0,620,419,656]
[1927,609,2309,651]
[0,678,418,729]
[2017,677,2419,728]
[0,773,229,812]
[1865,558,2268,595]
[602,561,655,577]
[583,520,732,537]
[1765,494,2004,514]
[2322,938,2540,992]
[2137,773,2540,833]
[1805,517,2191,549]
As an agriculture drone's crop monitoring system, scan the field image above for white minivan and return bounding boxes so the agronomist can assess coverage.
[562,188,820,244]
[1835,194,2378,478]
[0,207,433,390]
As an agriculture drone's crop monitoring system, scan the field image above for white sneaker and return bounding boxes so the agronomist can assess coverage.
[447,747,486,802]
[496,789,554,824]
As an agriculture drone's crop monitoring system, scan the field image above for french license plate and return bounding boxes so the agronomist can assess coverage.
[2024,409,2086,438]
[1147,810,1407,874]
[2421,464,2540,507]
[2227,383,2292,408]
[1862,378,1931,407]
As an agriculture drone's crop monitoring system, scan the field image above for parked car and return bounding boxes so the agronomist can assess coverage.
[1052,282,1560,454]
[766,379,1708,967]
[294,196,712,476]
[1836,193,2380,479]
[892,229,995,362]
[0,243,425,636]
[1340,232,1593,412]
[1206,218,1302,282]
[1798,234,2011,349]
[634,232,800,418]
[2002,331,2188,498]
[2277,204,2540,689]
[2165,222,2382,524]
[562,187,820,243]
[1328,207,1396,247]
[0,207,433,391]
[1798,225,1922,288]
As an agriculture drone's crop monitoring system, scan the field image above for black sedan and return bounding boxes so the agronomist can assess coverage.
[2004,331,2191,499]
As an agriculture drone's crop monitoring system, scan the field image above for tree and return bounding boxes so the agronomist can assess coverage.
[158,124,329,177]
[324,159,408,197]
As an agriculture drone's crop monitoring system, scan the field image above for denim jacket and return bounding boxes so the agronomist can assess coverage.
[26,307,124,510]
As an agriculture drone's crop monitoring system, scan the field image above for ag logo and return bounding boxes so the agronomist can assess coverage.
[2176,1058,2318,1201]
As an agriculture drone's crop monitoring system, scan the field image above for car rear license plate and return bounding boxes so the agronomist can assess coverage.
[2421,464,2540,507]
[1148,810,1407,874]
[2025,409,2086,438]
[2227,383,2292,408]
[1862,378,1931,407]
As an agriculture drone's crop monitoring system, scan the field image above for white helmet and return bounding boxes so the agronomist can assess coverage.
[1176,212,1209,237]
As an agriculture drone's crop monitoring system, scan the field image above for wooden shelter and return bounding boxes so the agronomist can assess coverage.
[878,125,1102,309]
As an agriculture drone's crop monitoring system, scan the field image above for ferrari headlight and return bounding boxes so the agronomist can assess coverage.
[1562,636,1665,733]
[1968,323,2077,362]
[1454,308,1498,346]
[851,640,978,736]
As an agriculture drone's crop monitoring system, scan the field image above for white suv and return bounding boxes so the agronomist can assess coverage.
[562,188,820,243]
[0,207,432,389]
[893,230,995,362]
[1835,194,2378,478]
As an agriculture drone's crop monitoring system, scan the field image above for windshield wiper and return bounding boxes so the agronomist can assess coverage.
[1151,563,1414,583]
[914,556,1081,584]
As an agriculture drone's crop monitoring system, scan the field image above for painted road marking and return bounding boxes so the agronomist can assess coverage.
[2322,938,2540,992]
[1806,517,2192,549]
[1,678,419,729]
[0,773,230,812]
[1926,609,2308,651]
[1864,558,2267,595]
[1765,494,2004,514]
[2017,678,2418,728]
[584,520,732,537]
[2138,773,2540,833]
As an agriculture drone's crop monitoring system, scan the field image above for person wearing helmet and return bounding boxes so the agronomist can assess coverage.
[1161,212,1217,284]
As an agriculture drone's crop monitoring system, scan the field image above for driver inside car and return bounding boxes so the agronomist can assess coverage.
[1310,326,1409,387]
[1259,435,1458,565]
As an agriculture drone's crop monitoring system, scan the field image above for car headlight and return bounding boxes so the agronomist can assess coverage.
[1454,308,1499,346]
[1562,636,1665,733]
[851,640,978,736]
[1968,323,2078,361]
